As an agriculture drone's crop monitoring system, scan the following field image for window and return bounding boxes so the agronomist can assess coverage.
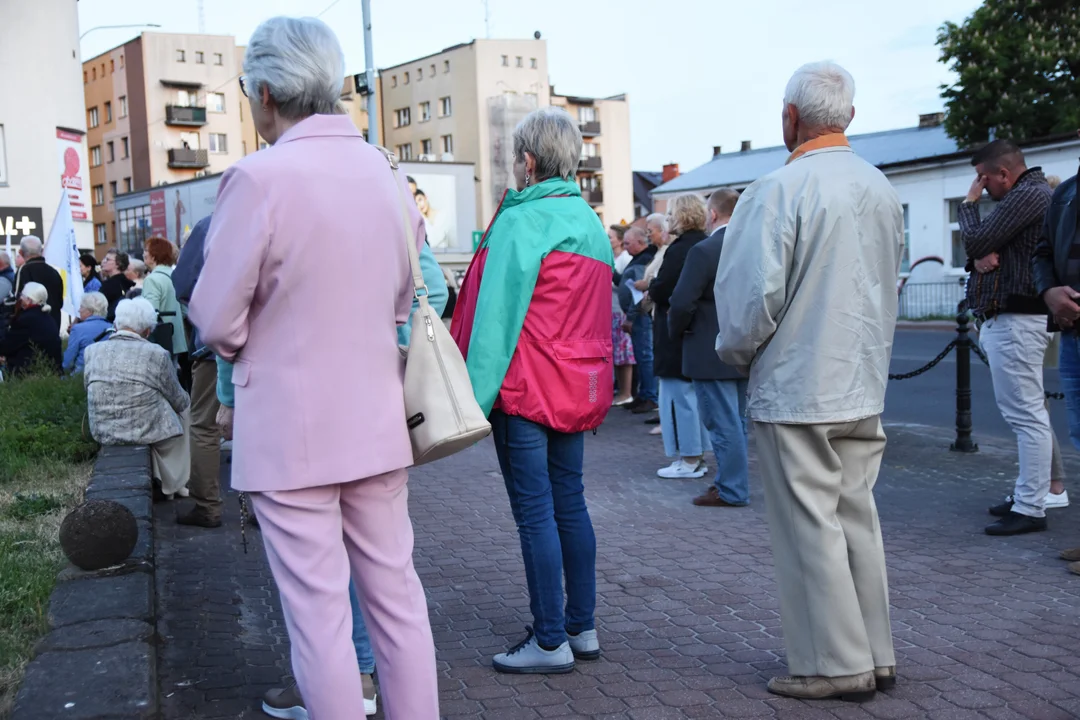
[109,180,118,199]
[84,70,88,84]
[419,101,431,122]
[581,142,598,157]
[441,134,453,154]
[948,197,996,269]
[121,137,129,158]
[110,59,115,73]
[95,223,107,245]
[901,205,911,274]
[93,185,105,206]
[209,133,228,154]
[207,92,226,113]
[124,177,132,192]
[395,143,413,161]
[394,107,411,128]
[176,49,186,62]
[107,141,115,162]
[516,56,523,68]
[111,221,116,241]
[392,75,398,88]
[214,53,224,65]
[120,54,124,68]
[417,67,423,80]
[421,139,433,155]
[92,67,97,81]
[579,175,600,191]
[430,64,436,76]
[176,89,197,107]
[501,55,509,66]
[116,205,153,255]
[105,101,112,123]
[579,106,597,123]
[195,51,205,64]
[404,71,410,85]
[88,106,99,128]
[90,145,102,167]
[119,96,128,118]
[444,60,450,73]
[530,57,537,69]
[439,96,452,117]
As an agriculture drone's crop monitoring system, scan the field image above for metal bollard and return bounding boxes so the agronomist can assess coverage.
[951,311,978,452]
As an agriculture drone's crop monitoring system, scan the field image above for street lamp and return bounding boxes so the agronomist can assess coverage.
[80,24,161,41]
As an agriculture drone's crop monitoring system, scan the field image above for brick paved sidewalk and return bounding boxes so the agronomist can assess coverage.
[155,411,1080,720]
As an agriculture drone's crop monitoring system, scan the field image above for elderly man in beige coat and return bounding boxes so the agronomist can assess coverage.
[714,61,904,702]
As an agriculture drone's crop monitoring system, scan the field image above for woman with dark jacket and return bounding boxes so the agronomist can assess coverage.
[647,193,711,479]
[0,282,62,376]
[80,254,102,293]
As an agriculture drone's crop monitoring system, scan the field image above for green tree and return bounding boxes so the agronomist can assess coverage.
[937,1,1080,148]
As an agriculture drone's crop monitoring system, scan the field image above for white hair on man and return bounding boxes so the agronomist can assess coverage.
[624,226,648,246]
[21,281,50,311]
[244,16,345,119]
[19,235,44,258]
[127,259,148,280]
[646,213,668,234]
[783,61,856,131]
[513,107,583,182]
[114,298,157,336]
[80,291,108,318]
[0,250,10,269]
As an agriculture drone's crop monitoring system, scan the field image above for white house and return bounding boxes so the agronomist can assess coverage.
[652,115,1080,318]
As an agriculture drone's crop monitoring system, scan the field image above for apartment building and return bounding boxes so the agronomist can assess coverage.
[82,33,248,257]
[550,90,633,226]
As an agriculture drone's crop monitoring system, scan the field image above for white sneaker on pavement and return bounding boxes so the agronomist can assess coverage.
[1004,491,1070,510]
[657,460,707,479]
[567,629,600,660]
[493,627,574,674]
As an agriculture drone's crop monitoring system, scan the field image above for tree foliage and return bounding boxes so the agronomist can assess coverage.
[937,1,1080,148]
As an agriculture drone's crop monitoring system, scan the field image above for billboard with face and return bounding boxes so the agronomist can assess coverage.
[399,161,477,254]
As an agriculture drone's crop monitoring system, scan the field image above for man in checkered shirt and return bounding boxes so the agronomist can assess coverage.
[959,139,1054,537]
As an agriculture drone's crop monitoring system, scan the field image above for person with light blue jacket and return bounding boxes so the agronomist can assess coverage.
[63,292,112,374]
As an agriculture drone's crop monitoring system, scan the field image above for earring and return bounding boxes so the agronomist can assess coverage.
[525,173,531,187]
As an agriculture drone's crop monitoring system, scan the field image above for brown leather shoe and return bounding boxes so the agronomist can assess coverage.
[176,508,222,528]
[767,671,876,702]
[874,666,896,691]
[631,400,658,415]
[1069,561,1080,576]
[692,487,743,507]
[1060,547,1080,562]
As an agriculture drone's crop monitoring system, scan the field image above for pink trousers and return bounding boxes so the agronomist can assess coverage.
[251,468,438,720]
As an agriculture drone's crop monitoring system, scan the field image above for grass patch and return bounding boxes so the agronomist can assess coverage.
[0,369,96,718]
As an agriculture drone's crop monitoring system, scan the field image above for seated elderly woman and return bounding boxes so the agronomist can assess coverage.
[63,292,112,374]
[0,282,62,376]
[84,298,191,499]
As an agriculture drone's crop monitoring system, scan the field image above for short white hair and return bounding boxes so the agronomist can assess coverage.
[646,213,668,234]
[21,281,49,311]
[783,61,855,131]
[244,16,345,120]
[512,107,583,182]
[0,250,10,268]
[80,292,108,318]
[114,298,157,335]
[20,235,43,258]
[127,259,147,279]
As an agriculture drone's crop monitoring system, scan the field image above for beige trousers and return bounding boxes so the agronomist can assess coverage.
[152,409,191,496]
[753,416,895,677]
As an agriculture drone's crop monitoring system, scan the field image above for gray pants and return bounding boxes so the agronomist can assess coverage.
[754,416,895,677]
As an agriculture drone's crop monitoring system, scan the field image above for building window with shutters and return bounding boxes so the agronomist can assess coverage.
[209,133,228,154]
[395,143,413,161]
[394,107,411,128]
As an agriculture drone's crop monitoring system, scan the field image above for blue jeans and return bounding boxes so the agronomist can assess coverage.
[349,580,375,674]
[1059,334,1080,454]
[694,379,750,505]
[630,314,657,403]
[491,410,596,648]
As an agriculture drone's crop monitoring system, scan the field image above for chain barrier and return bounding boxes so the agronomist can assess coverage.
[888,340,957,381]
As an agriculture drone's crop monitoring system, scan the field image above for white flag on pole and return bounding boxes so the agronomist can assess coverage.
[45,188,83,318]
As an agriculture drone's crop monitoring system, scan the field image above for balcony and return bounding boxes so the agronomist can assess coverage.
[165,105,207,126]
[168,147,209,169]
[579,156,602,171]
[580,189,603,205]
[580,121,601,136]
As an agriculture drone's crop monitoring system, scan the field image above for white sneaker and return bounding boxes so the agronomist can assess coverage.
[1047,490,1070,509]
[657,460,707,479]
[493,628,574,674]
[567,629,600,660]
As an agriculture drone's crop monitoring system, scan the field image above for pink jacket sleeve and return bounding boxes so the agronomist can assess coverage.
[189,166,269,362]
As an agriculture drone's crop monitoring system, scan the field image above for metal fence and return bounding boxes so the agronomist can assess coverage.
[897,280,966,320]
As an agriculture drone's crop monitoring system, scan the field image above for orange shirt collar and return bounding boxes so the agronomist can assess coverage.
[786,133,850,164]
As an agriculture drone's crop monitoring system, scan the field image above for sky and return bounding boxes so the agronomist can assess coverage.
[79,0,984,172]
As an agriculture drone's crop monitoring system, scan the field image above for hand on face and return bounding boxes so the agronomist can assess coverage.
[966,174,987,203]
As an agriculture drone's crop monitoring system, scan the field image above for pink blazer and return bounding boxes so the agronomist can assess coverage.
[189,114,425,492]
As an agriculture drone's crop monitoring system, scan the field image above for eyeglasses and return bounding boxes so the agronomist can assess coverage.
[239,75,248,97]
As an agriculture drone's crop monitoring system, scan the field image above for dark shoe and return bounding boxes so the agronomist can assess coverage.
[247,512,260,529]
[262,682,305,719]
[152,479,167,504]
[176,508,222,528]
[767,671,876,702]
[985,511,1047,536]
[631,400,658,415]
[1068,561,1080,576]
[644,414,660,425]
[989,500,1013,517]
[874,666,896,691]
[692,486,745,507]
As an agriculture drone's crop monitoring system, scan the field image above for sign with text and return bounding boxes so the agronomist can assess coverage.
[150,190,167,238]
[0,207,44,239]
[56,129,90,221]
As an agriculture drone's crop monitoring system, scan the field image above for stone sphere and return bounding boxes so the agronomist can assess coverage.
[59,500,138,571]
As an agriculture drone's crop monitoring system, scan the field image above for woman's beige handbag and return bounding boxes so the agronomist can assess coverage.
[380,148,491,465]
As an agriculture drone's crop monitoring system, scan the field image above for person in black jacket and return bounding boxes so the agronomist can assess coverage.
[13,236,63,328]
[0,282,62,376]
[99,249,135,321]
[617,227,658,411]
[647,194,711,480]
[669,189,749,507]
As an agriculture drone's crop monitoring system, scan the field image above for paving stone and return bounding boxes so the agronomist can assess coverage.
[35,618,154,652]
[49,571,153,627]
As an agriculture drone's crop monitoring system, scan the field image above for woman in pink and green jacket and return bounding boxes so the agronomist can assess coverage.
[451,106,614,675]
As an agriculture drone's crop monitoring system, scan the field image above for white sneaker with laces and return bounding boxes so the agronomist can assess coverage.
[1004,491,1070,510]
[657,460,707,479]
[567,629,600,660]
[493,627,574,674]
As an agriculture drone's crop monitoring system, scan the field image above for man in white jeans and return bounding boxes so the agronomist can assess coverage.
[958,139,1054,535]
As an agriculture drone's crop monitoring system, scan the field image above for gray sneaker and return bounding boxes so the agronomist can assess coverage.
[262,683,307,720]
[568,629,600,660]
[493,627,574,674]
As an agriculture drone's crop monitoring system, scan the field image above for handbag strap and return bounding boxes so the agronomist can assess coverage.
[374,146,429,301]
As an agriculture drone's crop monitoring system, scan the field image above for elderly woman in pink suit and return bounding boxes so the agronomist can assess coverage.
[188,16,438,720]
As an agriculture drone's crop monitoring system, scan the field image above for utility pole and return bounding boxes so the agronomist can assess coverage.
[483,0,491,38]
[362,0,379,146]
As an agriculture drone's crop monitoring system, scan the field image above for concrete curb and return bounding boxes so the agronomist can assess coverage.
[896,320,956,331]
[12,446,158,720]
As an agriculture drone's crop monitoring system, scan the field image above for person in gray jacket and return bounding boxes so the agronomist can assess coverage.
[668,188,748,508]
